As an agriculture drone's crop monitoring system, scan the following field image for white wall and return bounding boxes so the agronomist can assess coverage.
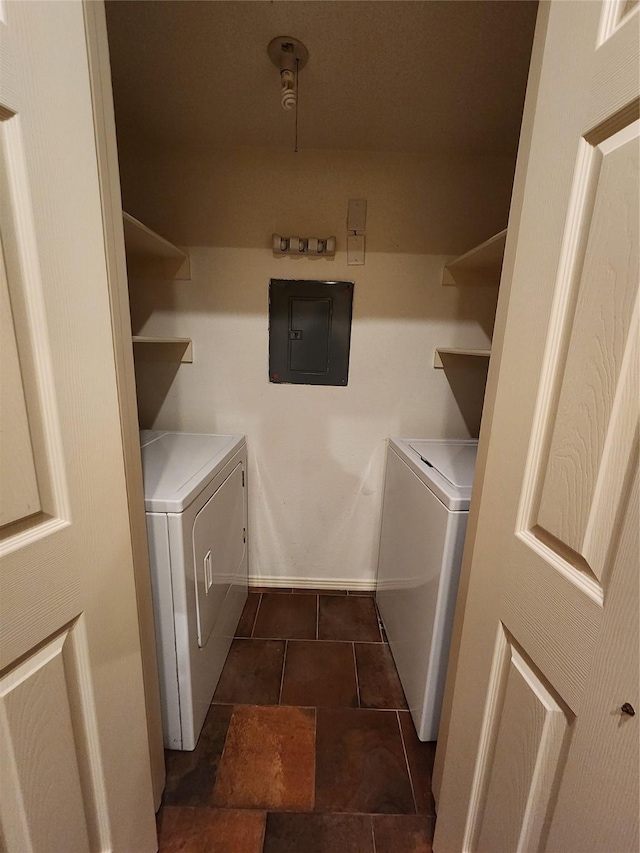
[124,149,512,588]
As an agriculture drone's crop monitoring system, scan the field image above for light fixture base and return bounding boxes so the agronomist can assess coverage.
[267,36,309,71]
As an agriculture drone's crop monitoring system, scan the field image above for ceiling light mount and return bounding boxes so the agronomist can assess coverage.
[268,36,309,112]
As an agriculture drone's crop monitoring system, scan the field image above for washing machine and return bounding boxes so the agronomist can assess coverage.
[376,438,478,741]
[140,430,248,750]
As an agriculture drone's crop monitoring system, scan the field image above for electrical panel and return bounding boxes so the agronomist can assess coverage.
[269,279,354,386]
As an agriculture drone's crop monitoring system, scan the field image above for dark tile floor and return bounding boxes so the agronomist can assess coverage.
[157,590,436,852]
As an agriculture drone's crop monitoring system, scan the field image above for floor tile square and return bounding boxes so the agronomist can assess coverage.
[263,813,374,853]
[281,641,358,708]
[213,705,316,811]
[235,593,261,637]
[398,712,437,815]
[213,639,285,705]
[157,806,265,853]
[253,593,318,640]
[318,595,381,642]
[355,643,407,709]
[315,708,414,814]
[372,814,434,853]
[163,704,233,806]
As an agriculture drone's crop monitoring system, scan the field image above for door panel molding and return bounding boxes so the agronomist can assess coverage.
[544,462,639,852]
[463,624,511,852]
[464,626,573,852]
[0,232,40,527]
[0,110,70,553]
[597,0,639,45]
[515,138,601,588]
[590,5,639,128]
[476,639,572,853]
[536,122,638,581]
[502,550,602,714]
[0,618,111,852]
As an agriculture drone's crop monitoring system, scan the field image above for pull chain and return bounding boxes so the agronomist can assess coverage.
[294,57,299,153]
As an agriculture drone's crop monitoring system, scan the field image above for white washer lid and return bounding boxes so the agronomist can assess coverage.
[407,441,478,489]
[389,438,478,510]
[140,431,245,512]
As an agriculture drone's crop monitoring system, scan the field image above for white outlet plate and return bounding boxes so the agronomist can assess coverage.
[347,234,365,265]
[347,198,367,232]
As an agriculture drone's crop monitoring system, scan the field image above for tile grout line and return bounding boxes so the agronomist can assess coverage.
[248,636,384,644]
[259,811,268,853]
[212,700,408,712]
[251,588,361,595]
[278,639,288,704]
[312,706,317,813]
[210,705,235,803]
[212,700,319,711]
[374,599,384,643]
[249,589,377,597]
[163,803,421,817]
[250,593,263,638]
[352,642,362,709]
[316,593,320,640]
[247,586,375,598]
[370,814,377,853]
[396,709,419,814]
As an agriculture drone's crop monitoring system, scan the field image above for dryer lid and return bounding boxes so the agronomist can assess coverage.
[407,441,478,489]
[140,431,245,512]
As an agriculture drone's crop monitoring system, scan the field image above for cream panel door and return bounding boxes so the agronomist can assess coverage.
[0,2,156,850]
[434,2,639,852]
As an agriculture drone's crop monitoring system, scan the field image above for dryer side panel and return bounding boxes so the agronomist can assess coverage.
[145,512,182,749]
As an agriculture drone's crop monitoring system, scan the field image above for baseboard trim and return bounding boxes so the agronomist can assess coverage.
[248,574,376,592]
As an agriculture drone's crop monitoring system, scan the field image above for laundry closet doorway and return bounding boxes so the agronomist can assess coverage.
[104,0,536,594]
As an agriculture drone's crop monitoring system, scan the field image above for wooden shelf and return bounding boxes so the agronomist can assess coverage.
[434,347,491,368]
[123,212,191,280]
[442,229,507,287]
[132,336,193,363]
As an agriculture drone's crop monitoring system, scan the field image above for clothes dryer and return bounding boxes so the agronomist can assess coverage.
[140,430,248,750]
[376,438,477,741]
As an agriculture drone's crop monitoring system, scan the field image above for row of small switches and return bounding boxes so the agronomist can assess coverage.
[272,233,336,257]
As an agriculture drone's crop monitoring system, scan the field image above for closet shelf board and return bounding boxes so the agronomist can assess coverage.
[434,348,491,368]
[123,212,191,280]
[132,336,193,363]
[442,228,507,287]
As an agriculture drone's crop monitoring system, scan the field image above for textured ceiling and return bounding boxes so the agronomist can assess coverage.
[106,0,538,155]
